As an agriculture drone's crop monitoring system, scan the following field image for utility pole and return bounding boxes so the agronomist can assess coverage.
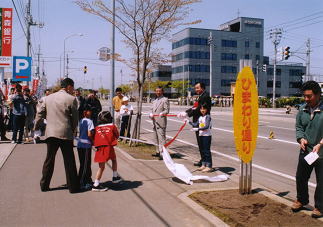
[269,28,282,108]
[306,38,311,81]
[36,45,41,80]
[66,53,69,78]
[208,31,213,97]
[25,0,44,87]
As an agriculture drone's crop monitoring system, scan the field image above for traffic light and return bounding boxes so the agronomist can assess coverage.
[284,46,290,60]
[262,64,267,72]
[83,66,87,74]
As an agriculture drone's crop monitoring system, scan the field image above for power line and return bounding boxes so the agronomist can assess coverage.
[11,0,27,38]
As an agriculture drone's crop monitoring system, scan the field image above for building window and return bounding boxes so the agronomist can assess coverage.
[221,53,237,61]
[289,82,302,88]
[245,54,249,59]
[190,79,210,86]
[256,42,260,48]
[172,37,208,49]
[267,68,281,75]
[256,55,260,61]
[221,66,237,73]
[184,64,210,72]
[221,79,235,87]
[289,69,304,76]
[221,39,237,48]
[245,41,250,47]
[267,81,281,88]
[172,66,183,74]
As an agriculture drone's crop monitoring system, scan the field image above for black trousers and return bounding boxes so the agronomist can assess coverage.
[296,150,323,212]
[12,115,26,142]
[120,115,131,139]
[40,138,80,193]
[195,131,203,162]
[77,148,92,186]
[0,114,7,139]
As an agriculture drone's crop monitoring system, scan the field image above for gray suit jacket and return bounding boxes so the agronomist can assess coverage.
[151,96,169,128]
[34,89,79,140]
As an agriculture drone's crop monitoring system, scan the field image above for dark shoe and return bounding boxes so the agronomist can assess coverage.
[112,176,122,183]
[1,137,10,141]
[40,186,50,192]
[193,161,202,167]
[158,156,163,160]
[92,184,108,192]
[152,153,160,157]
[312,208,323,218]
[291,200,305,212]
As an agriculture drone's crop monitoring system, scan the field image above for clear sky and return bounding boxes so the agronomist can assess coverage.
[1,0,323,89]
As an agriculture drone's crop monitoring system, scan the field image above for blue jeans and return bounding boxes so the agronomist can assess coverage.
[12,114,26,142]
[199,136,212,168]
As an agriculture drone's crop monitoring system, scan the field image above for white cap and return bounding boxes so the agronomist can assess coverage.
[122,96,129,102]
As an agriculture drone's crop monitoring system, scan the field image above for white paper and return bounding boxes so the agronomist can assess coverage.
[304,152,319,165]
[162,146,229,185]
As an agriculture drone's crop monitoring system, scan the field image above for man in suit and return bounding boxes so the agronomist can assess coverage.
[180,82,212,167]
[149,87,169,159]
[35,78,80,193]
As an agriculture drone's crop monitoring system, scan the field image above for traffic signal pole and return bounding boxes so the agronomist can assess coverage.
[306,38,311,81]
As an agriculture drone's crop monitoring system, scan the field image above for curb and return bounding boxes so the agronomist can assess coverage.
[0,143,17,170]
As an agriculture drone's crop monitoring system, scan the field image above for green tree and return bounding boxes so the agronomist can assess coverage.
[171,80,190,96]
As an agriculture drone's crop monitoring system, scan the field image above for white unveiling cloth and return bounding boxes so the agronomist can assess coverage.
[162,146,229,185]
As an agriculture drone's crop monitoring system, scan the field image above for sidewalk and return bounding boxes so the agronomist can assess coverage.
[0,137,316,226]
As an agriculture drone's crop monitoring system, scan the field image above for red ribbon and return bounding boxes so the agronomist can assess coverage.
[151,114,187,148]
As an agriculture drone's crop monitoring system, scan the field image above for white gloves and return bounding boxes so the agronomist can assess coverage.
[149,113,154,119]
[177,112,187,118]
[159,112,164,117]
[191,128,199,132]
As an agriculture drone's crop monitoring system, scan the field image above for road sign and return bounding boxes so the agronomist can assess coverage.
[98,47,110,61]
[233,66,259,164]
[0,8,13,67]
[12,56,32,82]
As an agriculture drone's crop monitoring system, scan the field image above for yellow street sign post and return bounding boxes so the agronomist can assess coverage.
[233,66,259,194]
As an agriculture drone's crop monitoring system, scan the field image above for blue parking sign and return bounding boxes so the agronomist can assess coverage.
[12,56,32,81]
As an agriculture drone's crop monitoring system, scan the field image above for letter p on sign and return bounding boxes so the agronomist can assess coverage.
[12,56,32,82]
[15,59,29,73]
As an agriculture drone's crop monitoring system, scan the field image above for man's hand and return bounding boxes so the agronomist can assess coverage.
[313,143,322,153]
[159,112,164,117]
[300,138,308,151]
[177,112,187,118]
[149,113,154,119]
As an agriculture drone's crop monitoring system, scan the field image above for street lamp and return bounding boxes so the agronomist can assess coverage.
[63,33,83,77]
[60,50,74,80]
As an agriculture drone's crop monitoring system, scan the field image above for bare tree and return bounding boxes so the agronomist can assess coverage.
[75,0,201,142]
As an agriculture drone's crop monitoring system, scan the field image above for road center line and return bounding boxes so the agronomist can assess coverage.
[142,124,316,188]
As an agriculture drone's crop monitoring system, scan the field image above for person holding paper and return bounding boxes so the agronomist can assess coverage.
[292,81,323,219]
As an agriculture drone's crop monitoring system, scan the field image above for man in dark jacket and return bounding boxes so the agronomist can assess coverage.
[179,82,212,166]
[11,84,27,144]
[291,81,323,218]
[75,89,85,119]
[84,90,102,126]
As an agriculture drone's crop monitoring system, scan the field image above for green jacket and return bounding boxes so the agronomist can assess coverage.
[296,101,323,158]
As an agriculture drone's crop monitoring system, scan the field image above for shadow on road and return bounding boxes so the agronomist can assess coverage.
[214,166,236,175]
[102,180,143,191]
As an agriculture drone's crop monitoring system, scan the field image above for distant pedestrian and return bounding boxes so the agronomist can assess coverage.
[11,84,27,144]
[77,109,94,189]
[178,82,211,167]
[92,111,121,192]
[149,87,169,159]
[112,87,123,130]
[0,89,9,141]
[189,103,213,172]
[23,88,36,142]
[34,89,51,143]
[7,87,16,131]
[119,96,133,141]
[84,90,102,126]
[75,89,86,119]
[34,78,80,193]
[291,81,323,218]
